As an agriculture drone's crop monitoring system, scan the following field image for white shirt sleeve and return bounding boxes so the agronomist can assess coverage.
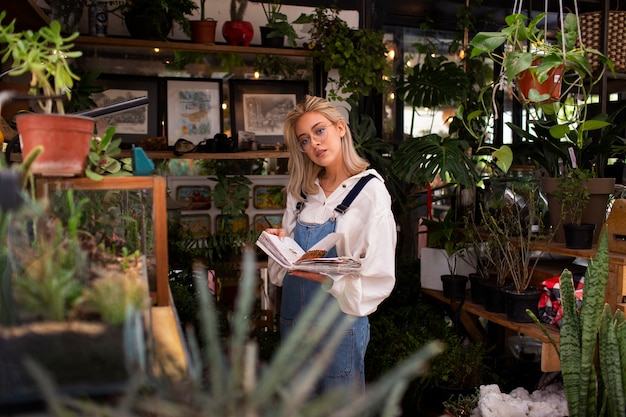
[267,169,397,317]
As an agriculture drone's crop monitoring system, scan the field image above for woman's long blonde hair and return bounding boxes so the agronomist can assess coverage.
[283,95,369,201]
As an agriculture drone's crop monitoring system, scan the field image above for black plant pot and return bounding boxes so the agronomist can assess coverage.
[469,273,485,304]
[563,223,595,249]
[481,280,505,313]
[260,26,285,48]
[441,275,468,300]
[502,286,542,323]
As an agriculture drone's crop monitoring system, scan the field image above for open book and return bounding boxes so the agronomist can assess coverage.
[255,231,361,274]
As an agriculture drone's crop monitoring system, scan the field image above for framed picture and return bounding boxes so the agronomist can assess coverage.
[180,214,211,238]
[253,185,286,209]
[175,185,211,210]
[91,74,160,146]
[166,78,223,146]
[253,213,283,233]
[230,80,309,147]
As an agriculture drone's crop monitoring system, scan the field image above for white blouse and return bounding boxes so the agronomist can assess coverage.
[267,169,397,317]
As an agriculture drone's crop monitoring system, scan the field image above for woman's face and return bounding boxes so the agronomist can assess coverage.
[295,111,346,168]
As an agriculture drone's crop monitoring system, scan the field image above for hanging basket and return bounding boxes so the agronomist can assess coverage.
[580,11,626,73]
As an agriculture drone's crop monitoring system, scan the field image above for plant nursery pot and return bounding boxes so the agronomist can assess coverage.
[516,59,564,103]
[222,20,254,46]
[0,319,144,406]
[260,26,285,48]
[469,273,485,304]
[441,274,468,300]
[191,19,217,44]
[16,113,94,177]
[502,286,542,323]
[481,280,506,313]
[563,223,596,249]
[542,177,615,244]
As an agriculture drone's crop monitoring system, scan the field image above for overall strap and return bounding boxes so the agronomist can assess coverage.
[296,190,307,212]
[334,173,376,215]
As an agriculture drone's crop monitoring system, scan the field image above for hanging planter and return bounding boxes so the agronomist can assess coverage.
[516,58,565,103]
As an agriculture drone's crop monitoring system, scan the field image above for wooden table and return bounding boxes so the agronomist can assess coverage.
[422,288,561,372]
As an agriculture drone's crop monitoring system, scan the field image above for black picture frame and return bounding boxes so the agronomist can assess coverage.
[165,78,223,146]
[91,74,160,147]
[229,79,309,147]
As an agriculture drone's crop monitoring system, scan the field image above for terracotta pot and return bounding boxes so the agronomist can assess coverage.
[516,58,564,103]
[222,20,254,46]
[16,113,94,177]
[542,177,615,243]
[191,19,217,44]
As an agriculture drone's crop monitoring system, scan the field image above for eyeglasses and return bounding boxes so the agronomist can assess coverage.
[297,123,335,152]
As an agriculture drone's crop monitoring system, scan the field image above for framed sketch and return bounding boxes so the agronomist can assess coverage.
[180,214,211,238]
[175,185,211,210]
[166,78,223,146]
[253,185,286,209]
[91,74,160,146]
[253,213,283,233]
[230,80,309,147]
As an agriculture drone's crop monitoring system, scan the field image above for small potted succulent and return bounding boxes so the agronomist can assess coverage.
[0,12,93,176]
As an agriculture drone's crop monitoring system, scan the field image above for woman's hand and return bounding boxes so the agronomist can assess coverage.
[264,228,286,238]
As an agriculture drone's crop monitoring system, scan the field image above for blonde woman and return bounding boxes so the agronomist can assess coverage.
[265,95,397,394]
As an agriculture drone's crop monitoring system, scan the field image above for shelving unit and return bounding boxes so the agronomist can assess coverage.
[421,288,561,372]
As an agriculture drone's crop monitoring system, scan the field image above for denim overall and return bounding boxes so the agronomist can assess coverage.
[280,174,375,394]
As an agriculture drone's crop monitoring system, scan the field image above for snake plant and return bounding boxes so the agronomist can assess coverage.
[530,231,626,417]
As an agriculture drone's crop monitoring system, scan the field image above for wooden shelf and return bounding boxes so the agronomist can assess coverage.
[422,288,561,372]
[118,150,291,160]
[10,150,290,163]
[75,35,312,58]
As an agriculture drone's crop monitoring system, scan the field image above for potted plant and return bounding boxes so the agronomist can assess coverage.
[222,0,253,46]
[189,0,216,44]
[0,13,94,177]
[259,0,300,48]
[479,181,548,322]
[297,5,392,101]
[0,159,150,400]
[469,12,613,104]
[208,173,252,234]
[110,0,198,40]
[529,232,626,417]
[547,168,596,249]
[421,210,476,300]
